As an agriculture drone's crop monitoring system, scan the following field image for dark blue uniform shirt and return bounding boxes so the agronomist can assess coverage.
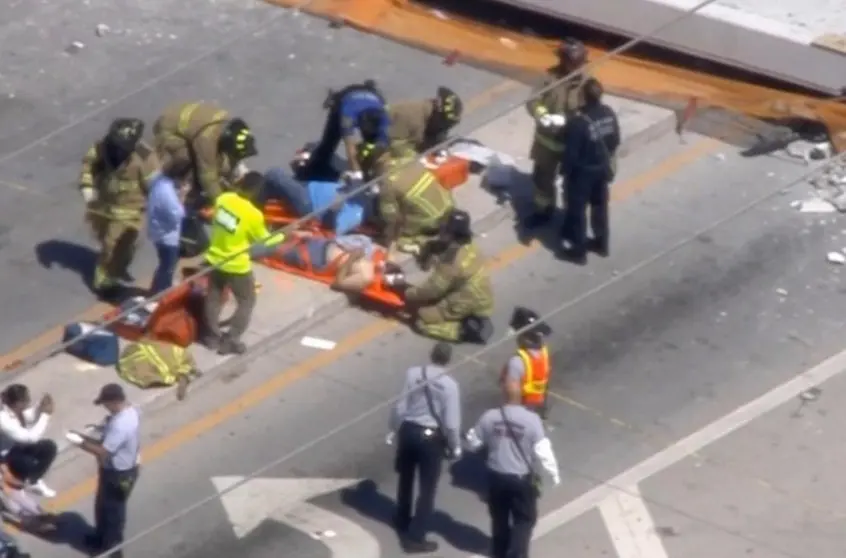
[560,103,620,179]
[338,90,389,142]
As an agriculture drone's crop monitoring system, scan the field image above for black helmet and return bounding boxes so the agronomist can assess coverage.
[219,118,258,162]
[557,38,587,67]
[510,306,551,344]
[103,117,144,167]
[435,86,463,125]
[358,107,386,144]
[440,208,472,240]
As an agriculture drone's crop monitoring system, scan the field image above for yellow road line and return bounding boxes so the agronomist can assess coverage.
[47,136,719,511]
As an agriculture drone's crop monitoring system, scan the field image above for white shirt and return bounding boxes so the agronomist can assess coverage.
[0,405,50,446]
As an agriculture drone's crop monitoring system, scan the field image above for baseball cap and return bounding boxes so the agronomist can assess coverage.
[94,383,126,405]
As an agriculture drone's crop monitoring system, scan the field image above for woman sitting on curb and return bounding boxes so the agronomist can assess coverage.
[0,385,58,498]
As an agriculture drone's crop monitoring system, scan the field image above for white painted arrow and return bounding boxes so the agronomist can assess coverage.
[212,476,380,558]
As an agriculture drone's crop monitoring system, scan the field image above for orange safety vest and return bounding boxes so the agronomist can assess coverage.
[502,346,550,405]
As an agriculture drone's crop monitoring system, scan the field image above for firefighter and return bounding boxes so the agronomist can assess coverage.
[386,87,464,155]
[153,101,258,204]
[79,118,160,295]
[387,209,494,344]
[524,38,590,229]
[356,142,455,259]
[501,307,552,419]
[305,80,389,180]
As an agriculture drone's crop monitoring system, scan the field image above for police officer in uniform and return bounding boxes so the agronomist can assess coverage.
[306,80,389,180]
[387,87,464,155]
[78,118,160,295]
[65,384,141,558]
[523,38,590,229]
[388,209,494,344]
[464,380,561,558]
[501,307,552,420]
[203,171,286,355]
[559,78,620,264]
[153,101,258,203]
[388,342,461,553]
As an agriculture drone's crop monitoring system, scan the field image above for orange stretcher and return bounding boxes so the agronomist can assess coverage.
[259,238,405,309]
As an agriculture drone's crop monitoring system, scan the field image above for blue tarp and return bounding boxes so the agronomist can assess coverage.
[307,180,368,235]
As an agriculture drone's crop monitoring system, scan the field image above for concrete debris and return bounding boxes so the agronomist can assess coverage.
[713,153,726,161]
[799,387,821,402]
[796,198,836,213]
[65,41,85,54]
[95,24,110,37]
[831,192,846,212]
[785,141,833,164]
[775,288,788,296]
[826,251,846,264]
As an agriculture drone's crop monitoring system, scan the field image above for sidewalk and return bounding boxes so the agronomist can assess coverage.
[7,93,674,473]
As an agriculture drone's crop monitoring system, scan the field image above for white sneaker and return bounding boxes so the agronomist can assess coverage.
[31,480,56,498]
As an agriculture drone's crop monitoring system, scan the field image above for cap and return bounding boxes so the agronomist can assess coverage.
[94,383,126,405]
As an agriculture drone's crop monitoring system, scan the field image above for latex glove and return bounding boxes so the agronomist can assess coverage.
[65,431,84,445]
[385,432,395,446]
[80,187,96,204]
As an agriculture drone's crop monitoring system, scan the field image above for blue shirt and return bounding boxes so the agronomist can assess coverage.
[101,406,141,471]
[146,173,186,246]
[338,90,389,142]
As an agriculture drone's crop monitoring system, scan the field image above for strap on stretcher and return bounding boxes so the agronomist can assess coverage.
[259,238,405,308]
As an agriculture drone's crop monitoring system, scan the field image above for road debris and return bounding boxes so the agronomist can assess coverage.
[95,24,110,37]
[775,288,788,296]
[794,198,836,213]
[785,141,833,164]
[826,251,846,264]
[301,336,337,351]
[799,387,821,402]
[65,41,85,54]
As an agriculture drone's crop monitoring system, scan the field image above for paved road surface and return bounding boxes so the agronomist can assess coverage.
[0,0,506,354]
[21,103,846,558]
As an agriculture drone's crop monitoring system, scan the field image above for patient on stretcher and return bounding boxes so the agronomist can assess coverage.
[256,231,404,294]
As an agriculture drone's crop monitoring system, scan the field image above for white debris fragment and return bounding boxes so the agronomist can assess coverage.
[785,141,833,165]
[65,41,85,54]
[775,288,788,296]
[798,198,836,213]
[713,153,726,161]
[827,251,846,264]
[300,336,336,351]
[95,24,110,37]
[789,200,801,209]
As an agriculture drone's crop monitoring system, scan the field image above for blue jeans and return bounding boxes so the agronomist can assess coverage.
[150,243,180,295]
[264,168,313,215]
[280,238,330,272]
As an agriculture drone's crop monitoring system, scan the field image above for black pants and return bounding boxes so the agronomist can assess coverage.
[562,173,610,254]
[487,470,538,558]
[307,105,343,173]
[94,467,139,558]
[6,440,57,482]
[394,422,444,542]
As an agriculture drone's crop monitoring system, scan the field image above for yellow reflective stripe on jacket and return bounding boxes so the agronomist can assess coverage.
[142,344,176,383]
[519,346,549,395]
[533,132,564,152]
[405,172,447,218]
[202,110,228,139]
[533,105,549,118]
[119,345,171,385]
[177,103,200,136]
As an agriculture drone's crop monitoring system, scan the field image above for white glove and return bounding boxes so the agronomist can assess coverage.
[385,432,395,446]
[65,431,84,445]
[80,187,96,204]
[540,114,566,127]
[343,170,363,182]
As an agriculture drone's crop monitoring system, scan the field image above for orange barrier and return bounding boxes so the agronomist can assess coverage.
[264,0,846,152]
[259,239,405,308]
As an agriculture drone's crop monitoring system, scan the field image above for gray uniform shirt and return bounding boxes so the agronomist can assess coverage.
[101,406,141,471]
[472,404,545,475]
[391,365,461,453]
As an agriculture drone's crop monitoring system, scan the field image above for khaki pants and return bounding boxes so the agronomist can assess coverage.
[204,269,256,341]
[529,143,563,213]
[88,213,140,288]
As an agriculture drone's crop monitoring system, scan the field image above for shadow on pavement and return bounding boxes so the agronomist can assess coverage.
[448,452,489,502]
[340,479,489,554]
[35,239,97,289]
[22,511,93,555]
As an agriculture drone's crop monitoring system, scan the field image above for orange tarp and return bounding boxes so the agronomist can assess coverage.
[266,0,846,151]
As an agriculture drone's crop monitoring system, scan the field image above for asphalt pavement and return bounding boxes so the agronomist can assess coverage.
[18,101,846,558]
[0,0,506,354]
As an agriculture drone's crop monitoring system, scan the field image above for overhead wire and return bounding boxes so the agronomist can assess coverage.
[7,0,724,376]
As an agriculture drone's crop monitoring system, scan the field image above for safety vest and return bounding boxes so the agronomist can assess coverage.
[509,346,550,406]
[205,192,283,274]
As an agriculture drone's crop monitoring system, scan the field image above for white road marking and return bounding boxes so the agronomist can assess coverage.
[469,344,846,557]
[599,485,670,558]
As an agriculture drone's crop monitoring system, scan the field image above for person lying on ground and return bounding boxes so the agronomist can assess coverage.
[0,452,57,533]
[252,230,404,294]
[0,386,57,498]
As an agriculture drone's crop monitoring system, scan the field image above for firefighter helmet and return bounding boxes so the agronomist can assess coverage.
[219,118,258,162]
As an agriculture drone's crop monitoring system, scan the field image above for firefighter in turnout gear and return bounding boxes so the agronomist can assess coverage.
[388,209,495,344]
[500,307,552,419]
[387,87,464,155]
[524,38,590,228]
[153,101,258,204]
[79,118,159,294]
[357,141,454,259]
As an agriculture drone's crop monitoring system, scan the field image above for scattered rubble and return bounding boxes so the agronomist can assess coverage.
[826,251,845,265]
[775,288,788,296]
[95,24,110,37]
[785,141,833,165]
[64,41,85,55]
[793,198,835,213]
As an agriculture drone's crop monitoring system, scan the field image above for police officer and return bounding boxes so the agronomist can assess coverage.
[306,80,389,180]
[559,78,620,264]
[79,118,160,295]
[464,380,561,558]
[501,307,552,420]
[153,101,258,203]
[203,171,286,355]
[65,383,141,558]
[387,342,461,553]
[387,87,464,155]
[523,38,590,229]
